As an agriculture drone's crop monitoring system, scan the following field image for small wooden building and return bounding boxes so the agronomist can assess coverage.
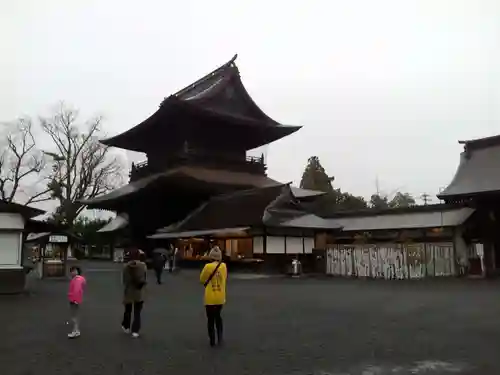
[148,184,339,273]
[96,213,129,262]
[25,232,80,278]
[438,134,500,277]
[0,201,45,294]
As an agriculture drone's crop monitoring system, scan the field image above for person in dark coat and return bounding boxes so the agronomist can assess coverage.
[152,251,167,284]
[121,248,147,338]
[167,245,175,273]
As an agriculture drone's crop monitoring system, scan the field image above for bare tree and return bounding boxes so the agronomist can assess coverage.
[41,104,124,225]
[0,118,51,205]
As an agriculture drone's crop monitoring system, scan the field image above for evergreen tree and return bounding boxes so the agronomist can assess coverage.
[370,193,389,209]
[336,190,368,211]
[299,156,334,193]
[300,156,368,214]
[388,192,416,208]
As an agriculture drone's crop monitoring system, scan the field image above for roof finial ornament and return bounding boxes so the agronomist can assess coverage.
[463,143,471,160]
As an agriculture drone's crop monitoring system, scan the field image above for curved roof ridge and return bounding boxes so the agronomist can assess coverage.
[174,54,238,98]
[458,134,500,151]
[100,54,301,151]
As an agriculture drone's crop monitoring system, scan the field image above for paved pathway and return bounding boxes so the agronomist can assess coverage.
[1,261,500,374]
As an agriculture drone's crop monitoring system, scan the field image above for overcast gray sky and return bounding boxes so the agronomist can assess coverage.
[1,0,499,204]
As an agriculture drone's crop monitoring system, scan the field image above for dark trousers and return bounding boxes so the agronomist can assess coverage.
[154,267,163,284]
[122,301,144,333]
[168,258,173,272]
[205,304,223,345]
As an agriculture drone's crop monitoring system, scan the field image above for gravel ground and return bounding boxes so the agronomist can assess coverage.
[0,261,499,375]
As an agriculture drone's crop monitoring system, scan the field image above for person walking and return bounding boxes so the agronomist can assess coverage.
[167,245,174,273]
[121,248,147,338]
[199,246,227,347]
[152,250,167,284]
[67,266,86,339]
[172,246,178,272]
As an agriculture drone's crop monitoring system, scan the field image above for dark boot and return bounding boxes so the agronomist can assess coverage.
[208,330,216,347]
[216,326,223,346]
[155,268,162,284]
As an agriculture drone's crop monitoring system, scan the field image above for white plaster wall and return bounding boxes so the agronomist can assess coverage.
[304,237,314,254]
[285,237,303,254]
[253,236,264,254]
[0,232,22,268]
[0,213,24,230]
[266,236,285,254]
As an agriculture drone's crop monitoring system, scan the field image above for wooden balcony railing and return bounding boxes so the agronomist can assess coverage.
[130,152,266,180]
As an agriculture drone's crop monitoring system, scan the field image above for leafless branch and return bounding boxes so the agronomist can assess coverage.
[41,104,125,224]
[0,117,49,204]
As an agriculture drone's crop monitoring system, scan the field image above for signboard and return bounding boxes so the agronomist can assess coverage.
[49,235,68,243]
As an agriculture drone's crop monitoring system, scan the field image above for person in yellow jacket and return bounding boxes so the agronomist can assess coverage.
[199,246,227,346]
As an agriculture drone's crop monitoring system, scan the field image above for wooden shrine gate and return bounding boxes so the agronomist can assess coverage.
[325,243,455,279]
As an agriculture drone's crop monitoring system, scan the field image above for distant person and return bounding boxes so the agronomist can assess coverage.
[199,246,227,347]
[121,248,147,338]
[172,246,179,271]
[67,266,86,339]
[152,250,167,284]
[167,245,175,273]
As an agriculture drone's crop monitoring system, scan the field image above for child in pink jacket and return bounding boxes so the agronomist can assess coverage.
[68,266,86,339]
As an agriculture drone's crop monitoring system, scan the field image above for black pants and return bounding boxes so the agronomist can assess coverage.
[122,301,143,333]
[154,267,163,284]
[168,258,173,273]
[205,304,223,345]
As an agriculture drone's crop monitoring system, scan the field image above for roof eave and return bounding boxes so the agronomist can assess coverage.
[458,134,500,150]
[0,200,45,219]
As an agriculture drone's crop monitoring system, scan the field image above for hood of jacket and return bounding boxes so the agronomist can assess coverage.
[126,260,143,269]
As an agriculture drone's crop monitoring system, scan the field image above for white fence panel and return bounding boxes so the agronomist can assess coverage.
[326,242,455,279]
[430,243,454,277]
[353,246,371,277]
[406,243,425,279]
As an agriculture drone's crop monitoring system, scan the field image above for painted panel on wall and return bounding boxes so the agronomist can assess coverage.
[266,236,285,254]
[380,245,407,280]
[0,233,22,267]
[304,237,314,254]
[286,237,303,254]
[328,247,342,276]
[326,242,454,279]
[430,243,454,276]
[253,236,264,254]
[369,247,382,278]
[344,247,355,276]
[406,243,425,279]
[425,245,435,276]
[327,248,337,275]
[353,246,371,277]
